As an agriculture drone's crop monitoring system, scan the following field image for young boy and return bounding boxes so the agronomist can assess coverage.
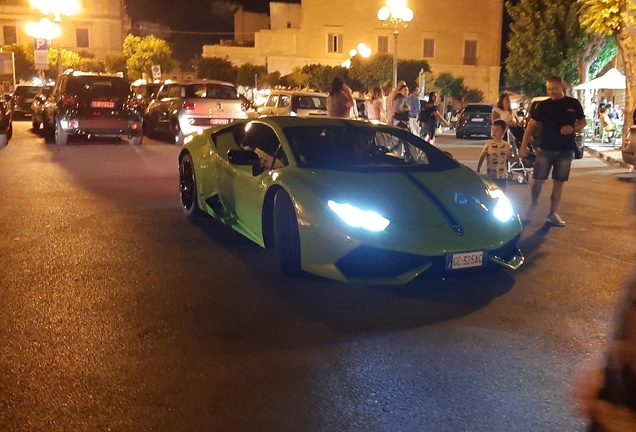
[476,119,517,190]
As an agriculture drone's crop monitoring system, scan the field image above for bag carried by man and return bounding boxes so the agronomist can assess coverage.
[573,138,585,159]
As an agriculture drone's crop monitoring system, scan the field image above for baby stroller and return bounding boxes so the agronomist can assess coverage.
[506,129,535,184]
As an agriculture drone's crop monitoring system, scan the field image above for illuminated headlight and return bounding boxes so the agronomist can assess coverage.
[487,189,514,222]
[328,200,390,231]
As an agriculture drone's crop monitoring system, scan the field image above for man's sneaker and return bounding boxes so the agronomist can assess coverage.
[547,213,566,227]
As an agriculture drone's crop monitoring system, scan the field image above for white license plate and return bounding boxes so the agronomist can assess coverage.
[209,118,230,125]
[446,251,487,270]
[471,118,484,122]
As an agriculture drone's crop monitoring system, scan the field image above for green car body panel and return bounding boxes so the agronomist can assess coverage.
[180,117,524,284]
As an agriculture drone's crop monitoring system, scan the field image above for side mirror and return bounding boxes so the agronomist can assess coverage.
[227,149,259,166]
[442,150,455,160]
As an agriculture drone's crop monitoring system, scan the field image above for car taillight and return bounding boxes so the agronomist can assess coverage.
[183,101,196,111]
[62,95,77,108]
[459,114,469,122]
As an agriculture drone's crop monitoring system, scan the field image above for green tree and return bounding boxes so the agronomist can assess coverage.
[434,72,465,113]
[301,64,346,92]
[1,43,34,82]
[260,71,281,88]
[579,0,636,137]
[123,35,178,81]
[348,54,392,92]
[282,66,310,88]
[506,0,586,96]
[461,88,485,104]
[104,54,127,75]
[397,59,431,90]
[236,63,267,87]
[197,57,237,83]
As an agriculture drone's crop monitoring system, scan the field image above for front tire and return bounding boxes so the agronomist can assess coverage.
[179,153,202,218]
[55,121,68,146]
[456,131,464,139]
[273,190,301,276]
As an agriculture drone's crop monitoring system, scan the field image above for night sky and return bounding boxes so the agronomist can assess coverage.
[124,0,299,60]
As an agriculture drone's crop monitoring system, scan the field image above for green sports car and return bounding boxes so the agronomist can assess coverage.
[178,117,524,284]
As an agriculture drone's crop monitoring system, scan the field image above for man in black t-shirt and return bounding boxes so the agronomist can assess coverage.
[519,76,586,227]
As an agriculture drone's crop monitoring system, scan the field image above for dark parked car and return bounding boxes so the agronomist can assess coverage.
[11,85,41,118]
[132,82,161,115]
[0,98,12,146]
[30,86,52,130]
[42,71,143,146]
[455,103,494,139]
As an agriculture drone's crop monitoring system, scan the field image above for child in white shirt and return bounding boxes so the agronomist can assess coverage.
[476,120,518,190]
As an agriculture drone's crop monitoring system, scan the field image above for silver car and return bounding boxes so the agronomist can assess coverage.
[145,80,249,145]
[258,91,328,117]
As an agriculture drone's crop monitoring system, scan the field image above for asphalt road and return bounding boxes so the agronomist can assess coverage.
[1,122,635,431]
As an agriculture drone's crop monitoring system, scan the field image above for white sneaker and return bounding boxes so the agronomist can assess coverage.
[547,213,566,227]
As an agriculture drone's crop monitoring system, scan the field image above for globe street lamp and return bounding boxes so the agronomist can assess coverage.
[377,0,413,89]
[30,0,81,74]
[341,43,372,69]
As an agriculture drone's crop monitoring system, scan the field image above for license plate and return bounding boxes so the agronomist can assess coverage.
[91,100,115,109]
[209,118,230,125]
[471,117,484,122]
[446,251,487,270]
[25,98,33,103]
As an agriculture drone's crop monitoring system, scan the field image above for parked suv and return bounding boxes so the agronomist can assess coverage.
[258,90,328,117]
[455,103,494,139]
[12,85,41,118]
[42,71,143,146]
[145,80,249,145]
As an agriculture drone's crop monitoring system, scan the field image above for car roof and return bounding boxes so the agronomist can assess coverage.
[246,116,379,129]
[269,90,327,97]
[173,80,236,87]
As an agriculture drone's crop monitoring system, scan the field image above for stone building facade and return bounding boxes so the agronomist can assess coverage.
[202,0,504,101]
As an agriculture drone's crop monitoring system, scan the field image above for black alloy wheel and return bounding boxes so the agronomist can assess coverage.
[179,154,201,218]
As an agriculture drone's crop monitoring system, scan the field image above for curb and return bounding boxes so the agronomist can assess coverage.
[584,146,633,171]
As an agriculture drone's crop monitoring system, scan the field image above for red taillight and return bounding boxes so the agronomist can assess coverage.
[183,101,196,111]
[459,114,469,122]
[62,95,77,107]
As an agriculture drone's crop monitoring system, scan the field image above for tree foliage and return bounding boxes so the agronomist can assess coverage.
[579,0,636,137]
[506,0,587,96]
[104,54,127,75]
[462,88,485,104]
[397,59,431,90]
[236,63,267,87]
[348,54,392,92]
[197,57,237,82]
[123,35,178,81]
[434,73,465,99]
[1,43,34,82]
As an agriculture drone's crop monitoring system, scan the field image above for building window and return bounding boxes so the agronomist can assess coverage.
[378,36,389,54]
[327,33,342,53]
[287,21,292,29]
[3,26,16,45]
[463,40,477,65]
[76,28,89,48]
[423,38,435,58]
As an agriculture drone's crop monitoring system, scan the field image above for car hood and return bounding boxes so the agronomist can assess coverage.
[286,165,504,227]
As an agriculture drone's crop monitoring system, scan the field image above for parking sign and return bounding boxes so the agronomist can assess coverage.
[151,65,161,80]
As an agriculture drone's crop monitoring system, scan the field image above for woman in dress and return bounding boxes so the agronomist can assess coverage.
[365,86,387,123]
[492,93,524,143]
[327,76,354,118]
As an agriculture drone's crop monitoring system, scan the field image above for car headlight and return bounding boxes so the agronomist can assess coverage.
[487,189,514,222]
[328,200,390,232]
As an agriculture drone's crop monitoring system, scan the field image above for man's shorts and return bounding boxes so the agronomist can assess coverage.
[532,149,573,181]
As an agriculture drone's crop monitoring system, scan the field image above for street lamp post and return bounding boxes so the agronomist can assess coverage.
[30,0,81,75]
[377,0,413,89]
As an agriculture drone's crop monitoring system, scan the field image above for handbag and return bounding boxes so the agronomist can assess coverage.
[574,136,585,159]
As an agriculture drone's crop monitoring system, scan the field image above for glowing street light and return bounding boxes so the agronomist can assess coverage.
[377,0,413,88]
[25,18,61,40]
[30,0,81,22]
[341,43,372,68]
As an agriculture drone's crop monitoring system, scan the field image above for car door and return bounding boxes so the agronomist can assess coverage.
[275,94,292,116]
[260,94,279,116]
[217,122,286,242]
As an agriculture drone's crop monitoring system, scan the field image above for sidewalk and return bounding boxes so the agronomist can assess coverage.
[584,139,632,171]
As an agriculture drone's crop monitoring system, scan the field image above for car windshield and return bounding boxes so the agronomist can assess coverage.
[283,125,459,171]
[463,105,492,113]
[293,95,327,110]
[183,84,239,100]
[66,76,131,98]
[15,86,40,97]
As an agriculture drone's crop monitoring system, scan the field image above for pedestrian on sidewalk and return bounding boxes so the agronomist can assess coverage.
[476,120,518,190]
[519,76,586,227]
[419,92,449,146]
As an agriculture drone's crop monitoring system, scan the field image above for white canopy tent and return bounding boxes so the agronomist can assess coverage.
[573,68,626,90]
